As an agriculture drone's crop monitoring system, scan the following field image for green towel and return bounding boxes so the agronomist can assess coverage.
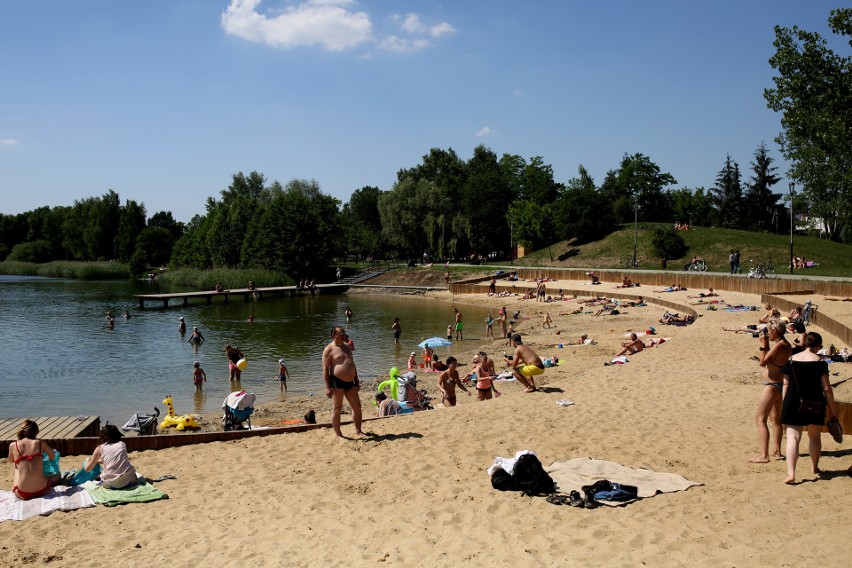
[83,479,169,507]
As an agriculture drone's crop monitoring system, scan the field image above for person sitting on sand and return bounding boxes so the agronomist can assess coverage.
[750,319,791,464]
[505,333,544,393]
[687,288,717,299]
[615,333,645,357]
[660,312,695,324]
[437,357,470,407]
[758,304,780,324]
[375,392,404,416]
[617,277,634,288]
[787,306,803,323]
[431,354,448,372]
[83,425,138,489]
[8,419,57,500]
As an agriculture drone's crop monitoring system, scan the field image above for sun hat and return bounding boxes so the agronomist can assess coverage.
[279,358,286,365]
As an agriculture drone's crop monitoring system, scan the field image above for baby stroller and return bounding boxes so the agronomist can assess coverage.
[121,407,161,436]
[397,371,433,411]
[222,391,256,431]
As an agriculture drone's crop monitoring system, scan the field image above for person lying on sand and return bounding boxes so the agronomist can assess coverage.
[563,334,592,345]
[687,288,717,299]
[660,312,695,324]
[723,324,768,336]
[654,284,686,293]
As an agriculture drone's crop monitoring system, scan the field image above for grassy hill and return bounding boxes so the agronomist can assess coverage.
[513,224,852,277]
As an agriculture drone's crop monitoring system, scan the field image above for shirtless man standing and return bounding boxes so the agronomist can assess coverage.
[453,307,463,340]
[504,333,544,393]
[322,326,366,439]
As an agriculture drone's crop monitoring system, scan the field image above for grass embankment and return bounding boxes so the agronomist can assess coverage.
[0,261,132,279]
[516,224,852,277]
[158,268,293,290]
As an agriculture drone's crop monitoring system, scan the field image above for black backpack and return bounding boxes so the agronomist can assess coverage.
[491,454,555,496]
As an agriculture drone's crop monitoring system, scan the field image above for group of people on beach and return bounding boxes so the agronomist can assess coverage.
[746,309,841,483]
[8,420,139,501]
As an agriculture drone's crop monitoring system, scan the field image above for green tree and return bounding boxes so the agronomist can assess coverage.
[765,8,852,240]
[115,199,147,262]
[651,227,688,261]
[342,186,384,259]
[742,143,782,232]
[669,187,714,227]
[554,165,617,244]
[711,155,743,228]
[600,153,676,223]
[461,145,510,255]
[242,179,340,276]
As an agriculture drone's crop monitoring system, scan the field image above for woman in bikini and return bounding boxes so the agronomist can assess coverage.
[751,319,792,463]
[437,356,470,407]
[472,352,501,401]
[8,419,56,500]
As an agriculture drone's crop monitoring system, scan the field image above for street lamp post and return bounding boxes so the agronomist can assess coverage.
[632,203,638,267]
[789,182,795,274]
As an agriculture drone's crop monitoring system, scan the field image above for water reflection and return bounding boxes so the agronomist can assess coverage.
[193,390,207,414]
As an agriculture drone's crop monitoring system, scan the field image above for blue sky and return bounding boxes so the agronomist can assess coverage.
[0,1,842,222]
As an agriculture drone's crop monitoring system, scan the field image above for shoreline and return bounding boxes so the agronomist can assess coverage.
[3,280,852,566]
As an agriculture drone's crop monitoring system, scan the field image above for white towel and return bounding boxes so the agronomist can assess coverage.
[487,450,537,476]
[0,485,95,522]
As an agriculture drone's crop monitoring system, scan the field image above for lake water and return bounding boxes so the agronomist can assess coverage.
[0,275,491,426]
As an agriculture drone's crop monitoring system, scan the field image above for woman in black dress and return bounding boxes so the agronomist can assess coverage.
[781,332,839,484]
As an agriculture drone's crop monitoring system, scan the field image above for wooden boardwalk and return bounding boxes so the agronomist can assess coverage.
[134,283,349,309]
[0,416,100,458]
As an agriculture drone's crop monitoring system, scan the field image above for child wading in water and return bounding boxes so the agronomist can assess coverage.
[193,361,207,391]
[278,358,289,392]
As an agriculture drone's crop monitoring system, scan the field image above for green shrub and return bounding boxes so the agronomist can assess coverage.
[651,227,688,260]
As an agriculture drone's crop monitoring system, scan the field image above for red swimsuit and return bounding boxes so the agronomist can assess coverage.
[12,441,51,500]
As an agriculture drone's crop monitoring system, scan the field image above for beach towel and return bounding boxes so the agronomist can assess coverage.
[545,457,702,506]
[83,478,169,507]
[724,306,753,312]
[0,485,95,522]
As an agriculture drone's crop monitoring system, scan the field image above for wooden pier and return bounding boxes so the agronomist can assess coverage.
[134,283,349,309]
[0,416,100,458]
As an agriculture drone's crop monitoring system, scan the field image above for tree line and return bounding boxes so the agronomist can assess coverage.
[1,9,848,276]
[0,144,792,275]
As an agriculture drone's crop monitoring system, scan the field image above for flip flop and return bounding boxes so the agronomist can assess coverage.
[828,417,843,444]
[150,475,178,482]
[546,494,567,505]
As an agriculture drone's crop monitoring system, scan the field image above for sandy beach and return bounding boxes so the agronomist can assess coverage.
[3,278,851,567]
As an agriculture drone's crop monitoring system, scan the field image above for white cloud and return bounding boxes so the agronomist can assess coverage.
[221,2,455,54]
[0,139,19,146]
[475,127,494,138]
[221,0,372,51]
[378,35,432,54]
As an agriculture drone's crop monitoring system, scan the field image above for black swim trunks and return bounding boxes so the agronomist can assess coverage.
[330,374,356,391]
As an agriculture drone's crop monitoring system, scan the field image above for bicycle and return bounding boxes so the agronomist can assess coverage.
[624,257,639,269]
[747,259,777,279]
[685,260,708,272]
